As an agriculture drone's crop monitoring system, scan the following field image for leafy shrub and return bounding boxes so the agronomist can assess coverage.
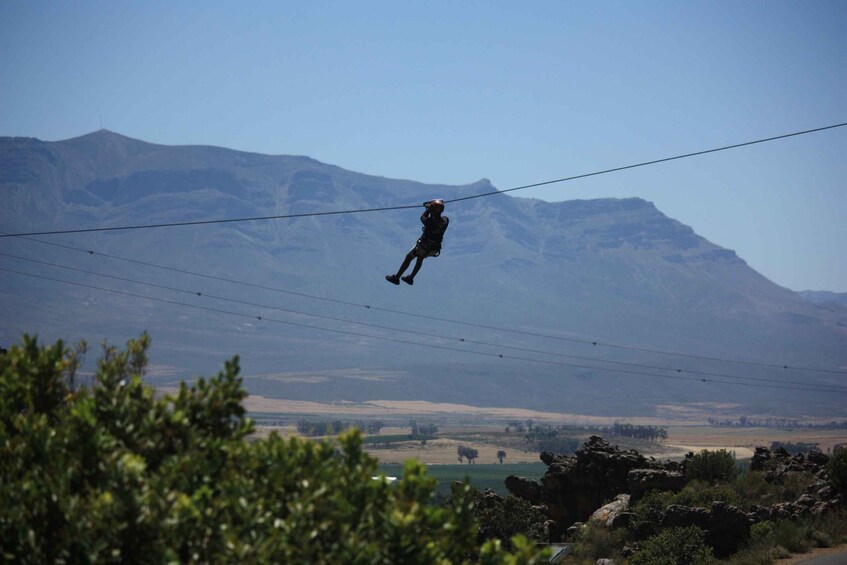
[685,449,738,483]
[733,469,817,508]
[629,526,715,565]
[772,520,811,554]
[829,446,847,495]
[733,469,777,506]
[631,490,676,525]
[569,521,629,562]
[473,493,549,545]
[674,480,742,509]
[813,509,847,544]
[777,471,818,501]
[730,513,847,564]
[810,529,833,548]
[749,520,775,544]
[0,334,545,563]
[726,544,789,565]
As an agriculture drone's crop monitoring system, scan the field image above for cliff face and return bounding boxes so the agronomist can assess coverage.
[1,131,845,416]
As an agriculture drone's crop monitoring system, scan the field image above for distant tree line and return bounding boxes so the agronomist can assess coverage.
[409,420,439,437]
[521,425,580,455]
[505,419,537,433]
[605,422,668,442]
[708,416,847,429]
[296,420,385,437]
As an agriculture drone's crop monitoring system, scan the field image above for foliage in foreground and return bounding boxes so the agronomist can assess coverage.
[0,334,546,564]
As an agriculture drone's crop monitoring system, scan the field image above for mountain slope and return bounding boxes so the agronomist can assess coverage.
[2,131,845,417]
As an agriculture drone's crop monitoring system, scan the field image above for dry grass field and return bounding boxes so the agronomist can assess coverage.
[663,426,847,458]
[197,392,847,464]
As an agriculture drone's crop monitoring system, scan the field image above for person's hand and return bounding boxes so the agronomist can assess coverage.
[423,200,432,208]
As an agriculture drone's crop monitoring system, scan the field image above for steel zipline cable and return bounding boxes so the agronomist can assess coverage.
[7,234,847,376]
[1,122,845,238]
[4,250,846,392]
[1,264,844,395]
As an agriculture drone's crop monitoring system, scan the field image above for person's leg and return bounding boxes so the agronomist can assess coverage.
[402,257,424,285]
[409,257,424,278]
[396,252,415,276]
[387,249,416,284]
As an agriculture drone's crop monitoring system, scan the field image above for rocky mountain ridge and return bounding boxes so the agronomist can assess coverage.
[1,130,845,416]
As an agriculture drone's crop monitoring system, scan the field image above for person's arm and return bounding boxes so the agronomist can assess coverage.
[421,203,431,223]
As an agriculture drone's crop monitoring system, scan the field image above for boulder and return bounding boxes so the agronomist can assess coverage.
[817,485,837,500]
[747,505,770,524]
[768,502,801,521]
[707,501,751,558]
[627,469,686,500]
[589,494,630,528]
[652,502,750,557]
[609,511,633,530]
[658,504,709,530]
[565,522,584,541]
[808,451,829,466]
[795,494,817,508]
[750,446,772,471]
[504,475,545,506]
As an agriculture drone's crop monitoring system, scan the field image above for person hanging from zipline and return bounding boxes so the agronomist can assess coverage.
[385,199,449,286]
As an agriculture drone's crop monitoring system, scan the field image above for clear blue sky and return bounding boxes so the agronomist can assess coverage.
[2,1,845,291]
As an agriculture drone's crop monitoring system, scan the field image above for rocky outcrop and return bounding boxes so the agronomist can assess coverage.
[505,436,677,538]
[762,448,830,482]
[743,446,845,525]
[658,504,709,530]
[627,468,686,500]
[504,440,843,551]
[636,501,749,558]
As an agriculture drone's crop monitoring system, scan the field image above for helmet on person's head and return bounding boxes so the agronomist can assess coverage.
[428,199,445,214]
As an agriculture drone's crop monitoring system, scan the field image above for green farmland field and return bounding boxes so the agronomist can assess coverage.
[378,462,546,497]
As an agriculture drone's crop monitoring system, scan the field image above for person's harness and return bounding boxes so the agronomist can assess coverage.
[418,216,448,257]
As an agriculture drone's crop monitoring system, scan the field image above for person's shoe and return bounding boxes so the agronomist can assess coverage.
[385,274,400,285]
[401,275,414,286]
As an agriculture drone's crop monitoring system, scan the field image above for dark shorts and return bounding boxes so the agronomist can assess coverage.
[409,240,440,258]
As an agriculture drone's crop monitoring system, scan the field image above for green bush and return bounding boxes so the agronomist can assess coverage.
[772,520,811,554]
[729,513,847,564]
[829,446,847,495]
[629,526,715,565]
[674,480,742,509]
[733,469,817,508]
[0,334,545,564]
[749,520,775,544]
[733,469,777,506]
[473,493,549,545]
[570,521,629,562]
[685,449,738,483]
[631,490,675,526]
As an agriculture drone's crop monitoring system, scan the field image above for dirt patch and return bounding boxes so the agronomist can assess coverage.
[775,544,847,564]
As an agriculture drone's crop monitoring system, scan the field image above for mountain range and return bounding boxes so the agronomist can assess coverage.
[1,130,845,418]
